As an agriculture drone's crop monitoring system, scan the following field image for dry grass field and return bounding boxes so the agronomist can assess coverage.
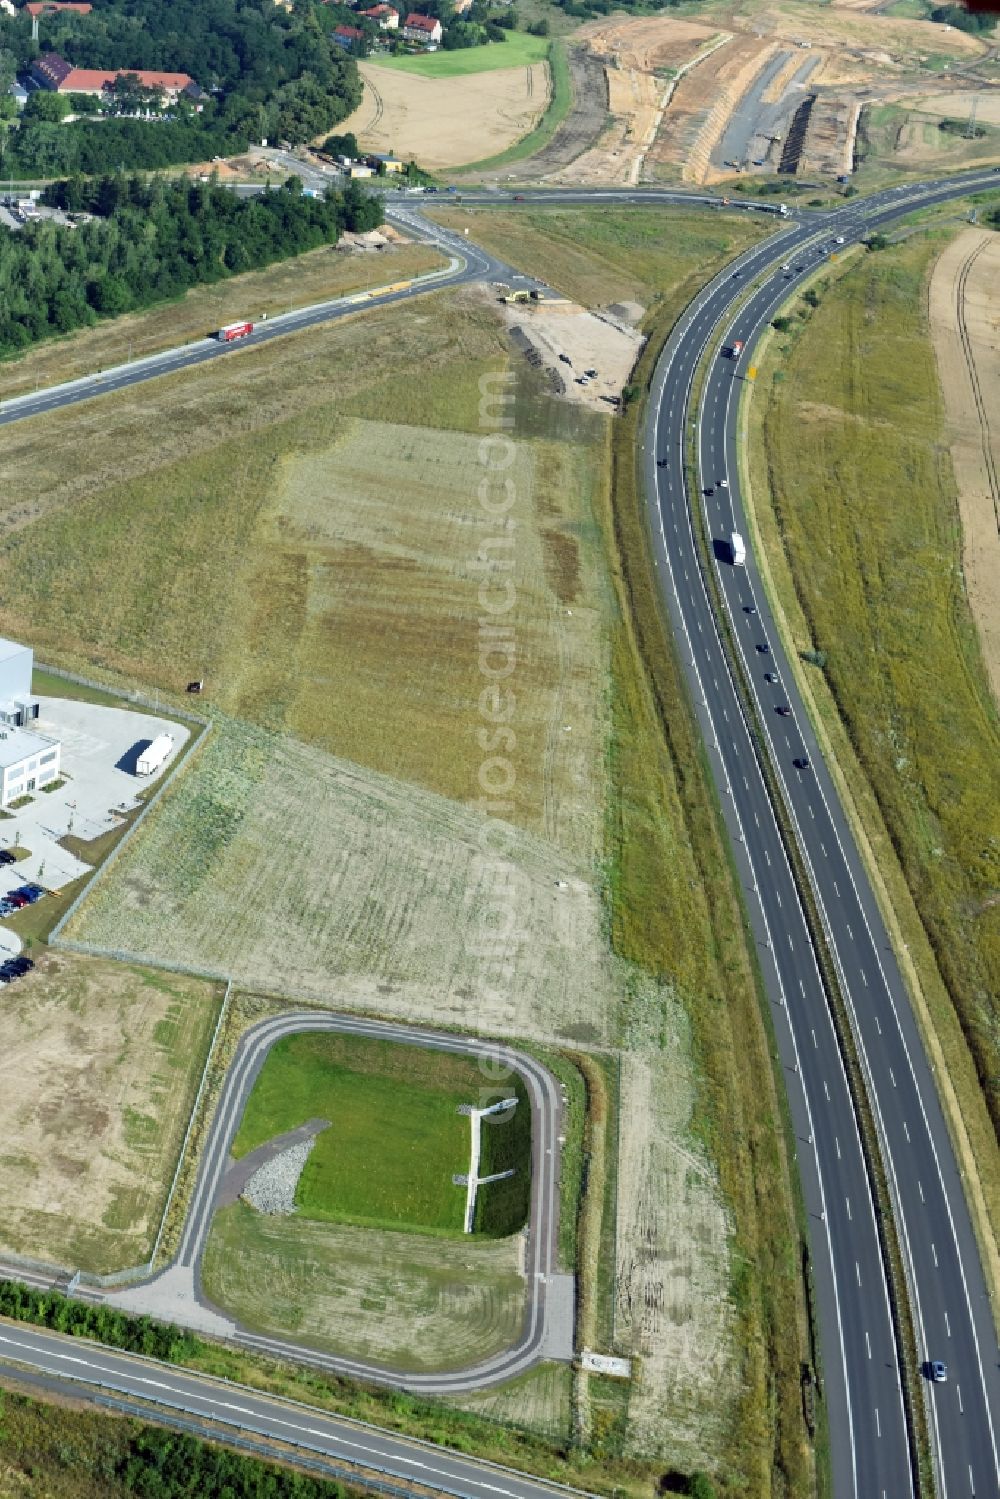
[340,61,548,171]
[65,715,616,1044]
[431,205,769,317]
[202,1204,525,1372]
[0,241,441,404]
[0,952,220,1273]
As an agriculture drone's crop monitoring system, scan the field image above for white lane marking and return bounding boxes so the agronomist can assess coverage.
[874,1014,881,1034]
[944,1311,950,1338]
[823,1080,830,1101]
[918,1180,925,1203]
[865,1330,871,1359]
[835,1136,841,1159]
[931,1243,938,1267]
[856,1261,862,1287]
[846,1197,852,1221]
[889,1068,896,1088]
[874,1407,880,1438]
[902,1121,910,1143]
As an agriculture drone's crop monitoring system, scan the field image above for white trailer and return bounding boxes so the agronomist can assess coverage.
[136,733,174,776]
[730,532,747,567]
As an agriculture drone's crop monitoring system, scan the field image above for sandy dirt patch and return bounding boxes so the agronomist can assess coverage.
[650,34,781,184]
[0,952,220,1273]
[614,1041,737,1467]
[503,300,645,412]
[340,61,548,170]
[928,229,1000,708]
[557,17,726,186]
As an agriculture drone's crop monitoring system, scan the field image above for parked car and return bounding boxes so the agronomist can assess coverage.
[7,892,28,908]
[22,884,44,901]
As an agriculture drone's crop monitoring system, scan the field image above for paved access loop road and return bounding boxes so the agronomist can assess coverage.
[174,1011,567,1392]
[0,170,998,1499]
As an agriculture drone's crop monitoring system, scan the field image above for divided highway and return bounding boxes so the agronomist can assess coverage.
[643,172,1000,1498]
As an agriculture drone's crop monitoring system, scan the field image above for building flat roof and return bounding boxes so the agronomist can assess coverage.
[0,728,57,770]
[0,638,30,665]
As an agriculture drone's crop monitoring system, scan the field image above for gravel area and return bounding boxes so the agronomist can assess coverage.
[241,1138,316,1216]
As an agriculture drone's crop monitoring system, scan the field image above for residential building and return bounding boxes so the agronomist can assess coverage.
[30,53,193,100]
[25,2,93,16]
[402,12,442,43]
[347,162,374,178]
[358,3,398,26]
[332,22,365,49]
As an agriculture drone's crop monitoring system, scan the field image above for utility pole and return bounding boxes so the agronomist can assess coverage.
[966,96,979,141]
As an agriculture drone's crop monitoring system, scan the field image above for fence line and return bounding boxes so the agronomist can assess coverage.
[150,978,233,1273]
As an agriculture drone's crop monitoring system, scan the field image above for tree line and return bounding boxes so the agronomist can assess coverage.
[0,173,383,354]
[0,0,362,176]
[0,1279,201,1362]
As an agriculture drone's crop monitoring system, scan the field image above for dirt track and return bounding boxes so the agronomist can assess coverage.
[928,229,1000,707]
[503,46,609,181]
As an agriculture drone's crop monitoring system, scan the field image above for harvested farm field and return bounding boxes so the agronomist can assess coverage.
[928,229,1000,707]
[340,60,548,170]
[201,1204,525,1372]
[0,951,221,1273]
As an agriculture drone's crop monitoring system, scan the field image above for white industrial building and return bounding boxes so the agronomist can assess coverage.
[0,727,61,806]
[0,637,41,728]
[0,638,61,807]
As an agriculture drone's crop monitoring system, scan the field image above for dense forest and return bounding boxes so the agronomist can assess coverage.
[0,173,383,352]
[0,0,362,174]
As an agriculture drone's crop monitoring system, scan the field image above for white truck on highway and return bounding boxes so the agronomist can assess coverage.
[730,532,747,567]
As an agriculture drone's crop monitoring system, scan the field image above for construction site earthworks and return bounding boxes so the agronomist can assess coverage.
[484,2,997,190]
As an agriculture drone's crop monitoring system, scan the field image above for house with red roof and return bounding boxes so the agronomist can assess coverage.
[358,3,398,28]
[402,12,442,43]
[30,53,193,100]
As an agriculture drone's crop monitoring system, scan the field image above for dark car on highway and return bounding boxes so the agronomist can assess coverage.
[793,756,810,770]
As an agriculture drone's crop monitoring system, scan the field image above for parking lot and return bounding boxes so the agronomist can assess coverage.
[0,696,190,953]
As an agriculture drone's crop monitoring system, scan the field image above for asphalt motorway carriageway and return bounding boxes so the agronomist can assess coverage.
[644,170,1000,1498]
[0,1325,582,1499]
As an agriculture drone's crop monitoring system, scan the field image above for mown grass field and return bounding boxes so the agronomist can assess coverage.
[0,240,442,402]
[751,235,1000,1230]
[375,33,549,77]
[233,1031,522,1236]
[201,1204,526,1372]
[430,206,770,313]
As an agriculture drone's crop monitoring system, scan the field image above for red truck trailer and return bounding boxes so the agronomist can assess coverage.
[216,320,254,342]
